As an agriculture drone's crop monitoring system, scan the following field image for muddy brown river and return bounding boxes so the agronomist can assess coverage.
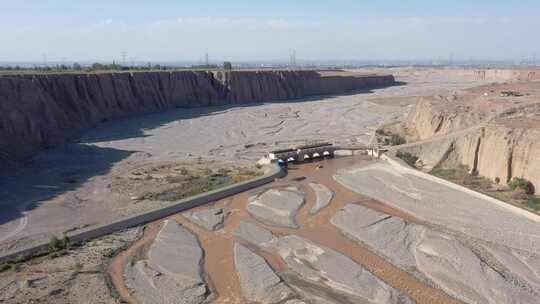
[110,155,463,304]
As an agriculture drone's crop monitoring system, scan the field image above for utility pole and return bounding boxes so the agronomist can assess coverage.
[205,53,209,66]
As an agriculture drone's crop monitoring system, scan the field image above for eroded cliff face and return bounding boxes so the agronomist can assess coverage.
[390,67,540,82]
[400,83,540,188]
[452,122,540,187]
[403,90,512,141]
[0,70,394,165]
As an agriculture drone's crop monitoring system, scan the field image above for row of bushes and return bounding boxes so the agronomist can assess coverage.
[0,61,234,73]
[49,234,72,253]
[0,234,72,273]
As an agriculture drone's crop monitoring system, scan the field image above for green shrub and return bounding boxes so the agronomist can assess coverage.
[526,196,540,211]
[508,177,535,195]
[14,255,25,264]
[0,263,11,272]
[48,235,62,253]
[223,61,232,70]
[376,129,389,136]
[72,262,83,273]
[62,234,72,250]
[396,151,418,168]
[389,134,406,146]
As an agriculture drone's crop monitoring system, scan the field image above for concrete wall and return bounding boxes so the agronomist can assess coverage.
[0,164,285,263]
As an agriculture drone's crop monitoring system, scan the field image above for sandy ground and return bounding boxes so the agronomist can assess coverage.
[334,161,540,254]
[0,228,139,304]
[0,70,499,250]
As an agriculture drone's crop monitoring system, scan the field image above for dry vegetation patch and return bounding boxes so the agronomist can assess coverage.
[111,160,263,202]
[430,166,540,212]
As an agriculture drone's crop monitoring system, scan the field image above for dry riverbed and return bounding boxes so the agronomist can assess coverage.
[0,68,526,304]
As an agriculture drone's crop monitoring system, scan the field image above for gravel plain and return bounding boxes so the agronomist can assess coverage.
[308,182,334,214]
[331,203,540,303]
[0,69,497,249]
[247,187,305,228]
[334,162,540,254]
[124,220,211,304]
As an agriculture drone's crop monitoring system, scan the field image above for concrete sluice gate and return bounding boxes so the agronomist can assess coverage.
[269,144,336,164]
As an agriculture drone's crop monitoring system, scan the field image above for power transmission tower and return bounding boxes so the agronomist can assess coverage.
[42,54,48,67]
[290,50,297,68]
[121,51,127,66]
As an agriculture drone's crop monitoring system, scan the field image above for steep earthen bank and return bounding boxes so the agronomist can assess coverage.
[397,82,540,188]
[0,70,394,165]
[389,67,540,82]
[451,124,540,186]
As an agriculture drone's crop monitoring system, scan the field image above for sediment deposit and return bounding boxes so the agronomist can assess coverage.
[331,204,539,303]
[308,182,334,214]
[233,242,294,304]
[124,220,211,304]
[183,207,225,231]
[277,235,415,304]
[334,162,540,253]
[246,187,305,228]
[233,221,277,248]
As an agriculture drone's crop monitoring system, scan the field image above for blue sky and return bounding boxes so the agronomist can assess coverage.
[0,0,538,62]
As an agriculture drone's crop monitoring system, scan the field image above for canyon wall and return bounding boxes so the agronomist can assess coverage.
[390,68,540,82]
[452,126,540,186]
[401,95,540,188]
[0,70,394,164]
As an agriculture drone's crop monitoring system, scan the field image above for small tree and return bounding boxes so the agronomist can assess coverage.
[48,235,61,253]
[508,177,535,195]
[223,61,232,70]
[62,234,72,250]
[91,63,104,70]
[72,62,82,70]
[396,151,418,168]
[389,134,406,146]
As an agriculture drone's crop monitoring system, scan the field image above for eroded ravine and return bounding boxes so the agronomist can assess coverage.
[109,155,463,304]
